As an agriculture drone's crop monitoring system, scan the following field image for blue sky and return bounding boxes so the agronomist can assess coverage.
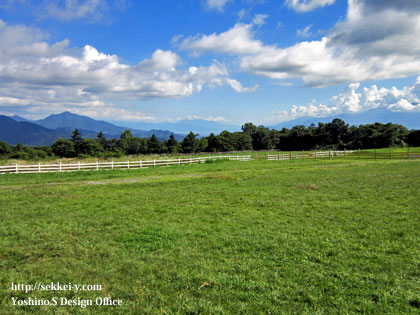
[0,0,420,125]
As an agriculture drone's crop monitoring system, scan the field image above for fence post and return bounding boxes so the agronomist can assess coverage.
[289,152,292,161]
[15,164,18,174]
[38,163,41,173]
[190,157,192,164]
[59,162,62,172]
[111,160,114,170]
[78,161,81,170]
[153,159,156,167]
[314,151,316,159]
[97,161,99,171]
[139,160,142,168]
[179,158,181,165]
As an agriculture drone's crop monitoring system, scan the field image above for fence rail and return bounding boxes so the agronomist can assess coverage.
[0,155,251,174]
[1,148,419,175]
[265,149,420,161]
[266,150,356,161]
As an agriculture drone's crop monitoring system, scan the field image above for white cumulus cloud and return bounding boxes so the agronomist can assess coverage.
[206,0,232,11]
[181,0,420,87]
[285,0,336,13]
[45,0,107,22]
[296,24,313,37]
[252,14,269,26]
[0,20,255,119]
[185,115,226,122]
[226,78,259,92]
[180,23,266,55]
[275,76,420,122]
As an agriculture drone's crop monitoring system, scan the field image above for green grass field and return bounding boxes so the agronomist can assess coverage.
[1,159,420,314]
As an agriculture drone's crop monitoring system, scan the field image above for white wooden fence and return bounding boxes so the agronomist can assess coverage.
[0,150,359,175]
[0,155,251,174]
[266,150,356,161]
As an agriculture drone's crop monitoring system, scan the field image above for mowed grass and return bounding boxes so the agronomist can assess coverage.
[1,159,420,314]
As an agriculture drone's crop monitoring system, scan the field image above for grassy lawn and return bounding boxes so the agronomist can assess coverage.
[1,159,420,314]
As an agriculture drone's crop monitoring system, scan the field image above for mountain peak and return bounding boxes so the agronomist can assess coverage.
[9,114,28,122]
[48,111,81,118]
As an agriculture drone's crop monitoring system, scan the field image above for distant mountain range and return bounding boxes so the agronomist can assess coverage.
[109,119,240,136]
[1,112,185,146]
[34,112,129,135]
[0,115,69,146]
[270,108,420,130]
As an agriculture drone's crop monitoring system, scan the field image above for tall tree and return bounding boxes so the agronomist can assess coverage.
[96,132,109,150]
[241,122,257,134]
[407,129,420,147]
[251,126,272,150]
[181,132,199,153]
[148,134,162,154]
[216,130,236,152]
[205,133,218,152]
[118,130,134,154]
[235,132,253,150]
[71,129,83,155]
[165,134,179,153]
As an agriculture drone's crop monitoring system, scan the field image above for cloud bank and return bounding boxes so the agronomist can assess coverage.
[181,0,420,87]
[275,76,420,122]
[0,19,253,119]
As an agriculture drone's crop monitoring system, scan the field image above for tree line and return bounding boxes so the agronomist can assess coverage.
[0,119,419,160]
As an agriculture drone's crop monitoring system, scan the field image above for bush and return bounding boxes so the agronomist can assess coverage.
[9,151,30,160]
[0,141,12,156]
[52,139,76,157]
